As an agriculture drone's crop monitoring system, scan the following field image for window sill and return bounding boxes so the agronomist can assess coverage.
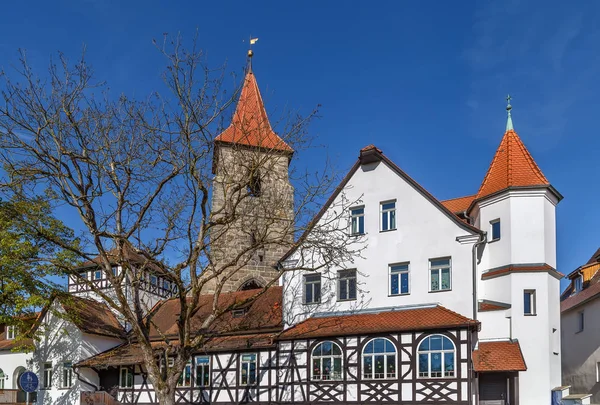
[488,238,500,244]
[379,228,397,233]
[349,233,366,238]
[389,292,410,297]
[524,313,537,317]
[361,377,397,381]
[575,329,584,334]
[429,288,452,293]
[337,298,357,302]
[303,301,321,306]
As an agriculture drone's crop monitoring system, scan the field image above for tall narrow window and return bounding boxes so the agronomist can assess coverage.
[311,341,343,381]
[304,274,321,305]
[43,363,53,388]
[62,362,73,388]
[350,207,365,235]
[247,171,261,197]
[574,275,583,293]
[390,263,410,295]
[418,335,455,378]
[429,258,451,292]
[195,356,210,387]
[577,311,585,333]
[362,338,396,379]
[119,367,133,388]
[6,325,16,340]
[338,270,357,301]
[380,201,396,231]
[524,290,536,315]
[150,274,158,286]
[240,354,257,385]
[596,362,600,383]
[490,219,501,241]
[178,362,192,387]
[0,368,4,389]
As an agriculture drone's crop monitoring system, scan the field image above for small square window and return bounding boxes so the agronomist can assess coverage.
[380,201,396,231]
[390,263,410,295]
[304,274,321,305]
[524,290,536,315]
[577,311,585,333]
[338,270,357,301]
[490,219,501,241]
[350,207,365,235]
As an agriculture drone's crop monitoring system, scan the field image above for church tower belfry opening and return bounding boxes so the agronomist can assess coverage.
[207,55,295,293]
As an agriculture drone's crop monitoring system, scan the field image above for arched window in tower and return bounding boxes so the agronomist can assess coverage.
[362,338,396,379]
[311,341,343,381]
[238,279,263,291]
[417,334,455,378]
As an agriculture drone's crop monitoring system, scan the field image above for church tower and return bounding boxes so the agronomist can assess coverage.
[206,60,295,293]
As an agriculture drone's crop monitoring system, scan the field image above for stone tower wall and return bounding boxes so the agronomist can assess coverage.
[204,144,294,293]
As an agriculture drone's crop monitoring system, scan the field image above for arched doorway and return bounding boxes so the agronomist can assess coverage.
[12,367,27,403]
[238,278,263,291]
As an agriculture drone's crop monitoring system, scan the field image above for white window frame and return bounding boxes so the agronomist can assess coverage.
[240,353,257,386]
[178,361,192,387]
[311,341,343,381]
[337,269,357,301]
[429,258,452,292]
[417,334,456,378]
[350,206,365,236]
[43,362,53,389]
[380,200,396,232]
[6,325,16,340]
[524,289,536,315]
[195,355,211,387]
[389,263,410,296]
[303,273,321,305]
[596,361,600,383]
[361,338,397,380]
[62,362,73,388]
[119,366,133,388]
[490,219,501,241]
[93,269,102,280]
[574,274,583,293]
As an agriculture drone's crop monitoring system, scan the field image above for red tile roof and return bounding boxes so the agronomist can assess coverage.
[279,305,478,340]
[58,295,126,339]
[481,263,563,280]
[561,269,600,313]
[476,130,549,200]
[441,195,476,214]
[215,70,293,153]
[473,340,527,372]
[478,301,510,312]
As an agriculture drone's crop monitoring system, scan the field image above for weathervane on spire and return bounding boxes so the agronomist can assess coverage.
[506,94,514,131]
[247,36,259,69]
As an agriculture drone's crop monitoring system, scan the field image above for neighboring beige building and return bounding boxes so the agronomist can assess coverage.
[561,247,600,404]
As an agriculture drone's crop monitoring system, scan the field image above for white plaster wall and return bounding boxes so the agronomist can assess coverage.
[283,160,478,326]
[0,350,32,389]
[477,196,512,271]
[477,310,511,340]
[510,194,547,265]
[562,297,600,403]
[478,274,512,305]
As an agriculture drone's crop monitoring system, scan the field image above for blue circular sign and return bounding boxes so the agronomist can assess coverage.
[19,371,38,393]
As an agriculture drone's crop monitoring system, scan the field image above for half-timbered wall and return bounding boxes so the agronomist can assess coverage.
[109,328,472,405]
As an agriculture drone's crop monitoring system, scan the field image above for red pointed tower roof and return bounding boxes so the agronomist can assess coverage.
[475,100,549,200]
[215,68,293,153]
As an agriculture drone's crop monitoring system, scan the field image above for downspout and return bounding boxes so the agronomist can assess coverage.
[472,231,487,321]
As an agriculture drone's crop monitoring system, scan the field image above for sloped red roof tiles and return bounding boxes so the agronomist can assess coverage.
[473,340,527,372]
[441,195,476,214]
[215,70,293,153]
[476,130,549,200]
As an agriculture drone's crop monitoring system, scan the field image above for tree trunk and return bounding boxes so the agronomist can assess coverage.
[155,388,177,405]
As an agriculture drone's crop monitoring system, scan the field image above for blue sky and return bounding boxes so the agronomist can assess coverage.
[1,0,598,290]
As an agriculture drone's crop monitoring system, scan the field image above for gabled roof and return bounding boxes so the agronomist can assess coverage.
[57,295,126,339]
[561,262,600,313]
[475,129,550,200]
[473,340,527,372]
[279,304,478,340]
[215,69,293,153]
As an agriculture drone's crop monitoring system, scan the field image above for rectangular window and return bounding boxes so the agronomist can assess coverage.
[338,270,357,301]
[93,269,102,280]
[195,356,210,387]
[380,201,396,231]
[112,267,118,276]
[350,207,365,235]
[429,258,451,292]
[43,363,53,388]
[80,271,88,280]
[574,275,583,293]
[150,275,158,286]
[119,367,133,388]
[163,280,171,291]
[490,219,501,241]
[304,274,321,304]
[6,325,16,340]
[524,290,536,315]
[240,354,257,385]
[596,362,600,383]
[178,362,192,387]
[62,362,73,388]
[577,311,585,333]
[390,263,410,295]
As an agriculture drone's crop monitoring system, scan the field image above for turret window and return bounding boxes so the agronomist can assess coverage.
[524,290,536,315]
[490,219,501,241]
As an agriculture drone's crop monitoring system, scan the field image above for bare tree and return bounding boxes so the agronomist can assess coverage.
[0,36,362,405]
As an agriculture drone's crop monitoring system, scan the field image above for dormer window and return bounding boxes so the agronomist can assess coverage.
[232,309,247,318]
[574,275,583,293]
[6,325,16,340]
